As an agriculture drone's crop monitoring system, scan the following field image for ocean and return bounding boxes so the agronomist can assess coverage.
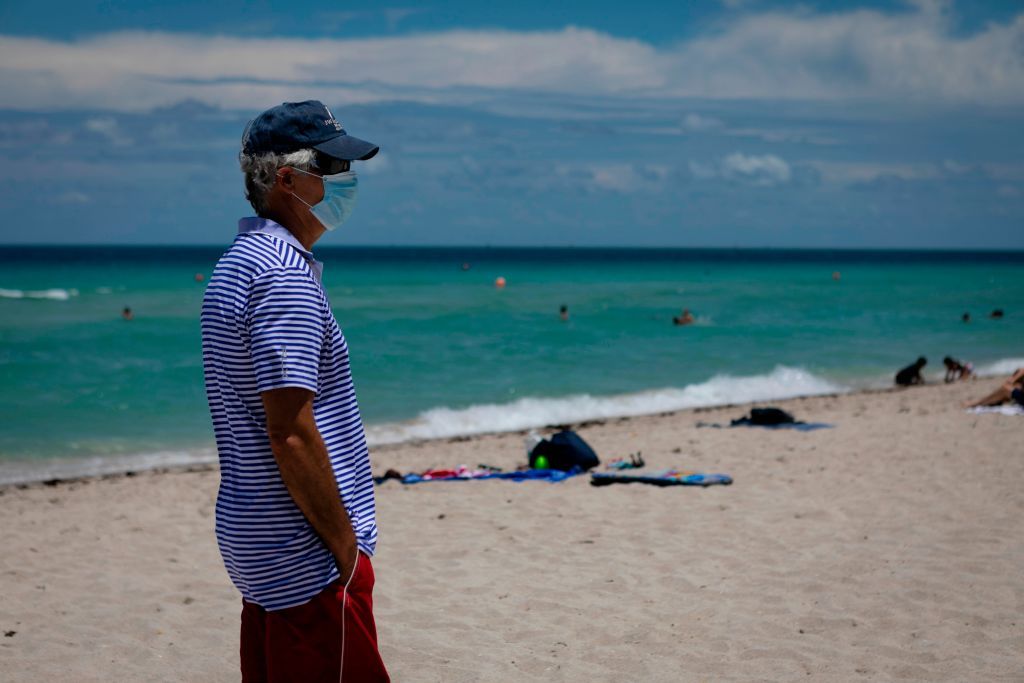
[1,246,1022,484]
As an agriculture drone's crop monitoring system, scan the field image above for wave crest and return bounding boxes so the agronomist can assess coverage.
[0,287,78,301]
[366,365,845,445]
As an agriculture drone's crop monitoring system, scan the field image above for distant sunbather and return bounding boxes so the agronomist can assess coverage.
[965,368,1024,408]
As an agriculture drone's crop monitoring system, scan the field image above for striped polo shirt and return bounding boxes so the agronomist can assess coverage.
[200,217,377,611]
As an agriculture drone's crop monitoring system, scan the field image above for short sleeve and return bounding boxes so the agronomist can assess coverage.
[246,268,325,393]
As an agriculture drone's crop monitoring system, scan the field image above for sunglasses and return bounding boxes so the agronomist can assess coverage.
[312,153,351,175]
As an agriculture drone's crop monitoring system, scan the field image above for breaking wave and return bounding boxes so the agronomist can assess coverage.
[0,287,79,301]
[366,365,846,445]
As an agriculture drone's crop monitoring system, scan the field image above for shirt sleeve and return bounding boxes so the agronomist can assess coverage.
[245,268,325,394]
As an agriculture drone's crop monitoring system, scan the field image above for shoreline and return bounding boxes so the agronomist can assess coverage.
[0,379,990,490]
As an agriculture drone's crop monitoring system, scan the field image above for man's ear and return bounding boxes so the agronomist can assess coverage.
[276,167,296,191]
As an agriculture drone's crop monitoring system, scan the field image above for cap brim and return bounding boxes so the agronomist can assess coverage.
[313,134,379,161]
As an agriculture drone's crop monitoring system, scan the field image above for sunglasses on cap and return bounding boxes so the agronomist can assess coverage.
[312,152,351,175]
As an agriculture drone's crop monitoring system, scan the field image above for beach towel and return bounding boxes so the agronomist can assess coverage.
[696,420,834,432]
[966,405,1024,416]
[590,469,733,487]
[396,465,582,485]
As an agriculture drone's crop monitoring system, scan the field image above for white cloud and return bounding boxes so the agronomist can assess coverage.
[695,153,792,185]
[56,191,91,204]
[555,162,671,192]
[682,113,723,131]
[0,3,1020,112]
[84,117,132,146]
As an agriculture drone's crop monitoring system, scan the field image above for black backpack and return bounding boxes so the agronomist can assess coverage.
[529,430,600,472]
[731,407,796,426]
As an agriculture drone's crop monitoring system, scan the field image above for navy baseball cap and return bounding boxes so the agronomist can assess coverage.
[242,100,379,161]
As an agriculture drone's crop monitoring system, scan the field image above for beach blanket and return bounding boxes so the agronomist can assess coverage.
[397,465,582,485]
[696,420,834,432]
[590,469,733,487]
[966,405,1024,416]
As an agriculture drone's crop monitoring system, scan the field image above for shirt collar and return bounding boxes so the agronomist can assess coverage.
[237,217,324,282]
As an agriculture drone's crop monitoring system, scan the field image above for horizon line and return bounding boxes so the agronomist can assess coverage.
[2,243,1024,253]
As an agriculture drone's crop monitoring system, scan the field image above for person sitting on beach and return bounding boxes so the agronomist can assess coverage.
[943,356,973,383]
[965,368,1024,408]
[895,357,927,386]
[673,308,695,326]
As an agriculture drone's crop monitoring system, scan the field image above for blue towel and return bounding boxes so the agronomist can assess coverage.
[401,467,582,485]
[591,470,733,487]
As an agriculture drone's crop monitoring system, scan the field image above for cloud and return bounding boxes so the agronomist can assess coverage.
[0,3,1021,112]
[692,153,792,186]
[682,113,723,131]
[56,191,91,204]
[84,117,132,146]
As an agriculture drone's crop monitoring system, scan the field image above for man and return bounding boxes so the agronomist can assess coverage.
[201,100,389,682]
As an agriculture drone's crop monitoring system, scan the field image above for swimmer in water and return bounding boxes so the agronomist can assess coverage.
[673,308,695,326]
[122,306,134,321]
[559,305,569,322]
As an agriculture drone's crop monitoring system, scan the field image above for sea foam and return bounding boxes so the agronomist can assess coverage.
[366,365,846,445]
[974,358,1024,377]
[0,287,78,301]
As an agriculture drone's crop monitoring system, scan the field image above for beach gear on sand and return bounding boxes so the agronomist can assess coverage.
[529,430,600,471]
[695,407,833,431]
[379,465,583,485]
[737,407,796,425]
[591,469,733,487]
[605,452,645,470]
[696,420,833,431]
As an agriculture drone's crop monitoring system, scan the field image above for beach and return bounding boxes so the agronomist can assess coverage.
[1,378,1021,682]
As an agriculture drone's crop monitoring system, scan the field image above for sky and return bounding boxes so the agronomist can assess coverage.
[0,0,1022,248]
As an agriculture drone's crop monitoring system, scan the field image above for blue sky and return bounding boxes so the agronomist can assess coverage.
[1,0,1022,247]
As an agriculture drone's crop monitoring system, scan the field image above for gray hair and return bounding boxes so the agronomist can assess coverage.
[239,148,316,215]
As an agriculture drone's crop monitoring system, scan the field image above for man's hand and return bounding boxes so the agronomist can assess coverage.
[262,387,357,582]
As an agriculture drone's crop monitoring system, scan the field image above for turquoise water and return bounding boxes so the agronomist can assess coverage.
[1,246,1022,480]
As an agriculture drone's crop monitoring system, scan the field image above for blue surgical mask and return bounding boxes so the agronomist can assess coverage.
[289,167,359,232]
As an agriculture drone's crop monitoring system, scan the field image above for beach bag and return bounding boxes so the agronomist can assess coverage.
[747,407,796,425]
[529,430,600,472]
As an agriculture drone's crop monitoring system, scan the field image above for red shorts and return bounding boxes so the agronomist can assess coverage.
[240,552,389,683]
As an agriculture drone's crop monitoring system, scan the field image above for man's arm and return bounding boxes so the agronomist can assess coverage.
[262,387,357,583]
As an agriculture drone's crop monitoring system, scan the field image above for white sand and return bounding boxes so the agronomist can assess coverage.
[1,380,1022,681]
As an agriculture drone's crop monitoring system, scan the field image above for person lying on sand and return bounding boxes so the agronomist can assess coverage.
[964,368,1024,408]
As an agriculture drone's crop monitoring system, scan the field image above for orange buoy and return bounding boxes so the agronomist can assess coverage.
[494,276,506,289]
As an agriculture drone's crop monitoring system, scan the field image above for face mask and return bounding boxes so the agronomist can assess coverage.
[289,167,359,232]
